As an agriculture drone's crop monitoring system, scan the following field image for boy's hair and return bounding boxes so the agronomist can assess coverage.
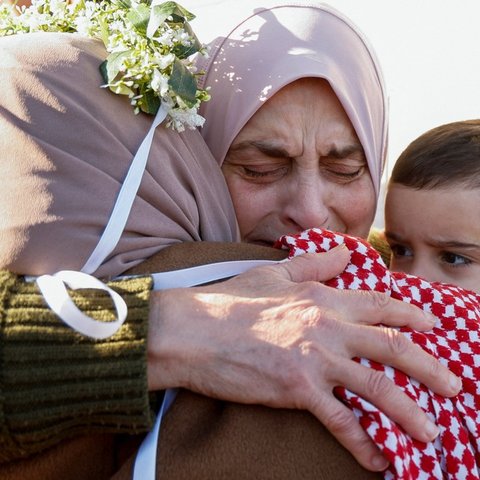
[389,119,480,190]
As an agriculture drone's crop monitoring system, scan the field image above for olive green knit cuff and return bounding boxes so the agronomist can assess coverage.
[0,270,154,462]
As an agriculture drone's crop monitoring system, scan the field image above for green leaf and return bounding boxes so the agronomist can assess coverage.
[154,1,195,22]
[171,21,201,58]
[168,58,197,107]
[147,1,195,38]
[99,60,109,84]
[110,83,134,96]
[146,5,170,38]
[140,90,161,115]
[113,0,132,9]
[170,2,195,22]
[126,2,150,36]
[103,50,131,83]
[172,43,198,59]
[97,15,110,47]
[183,21,201,49]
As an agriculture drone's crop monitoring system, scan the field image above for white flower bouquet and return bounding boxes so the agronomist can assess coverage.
[0,0,210,131]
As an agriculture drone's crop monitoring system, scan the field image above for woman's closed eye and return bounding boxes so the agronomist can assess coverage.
[241,165,289,183]
[321,160,367,184]
[327,167,364,179]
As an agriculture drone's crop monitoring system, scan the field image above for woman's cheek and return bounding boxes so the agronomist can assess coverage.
[342,181,376,237]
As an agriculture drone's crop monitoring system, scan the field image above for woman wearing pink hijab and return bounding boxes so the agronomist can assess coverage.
[0,2,459,478]
[197,2,386,238]
[186,2,454,473]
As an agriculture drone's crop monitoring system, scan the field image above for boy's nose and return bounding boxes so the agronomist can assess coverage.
[409,258,439,284]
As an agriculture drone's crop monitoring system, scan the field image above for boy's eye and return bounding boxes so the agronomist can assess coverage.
[390,244,413,258]
[441,252,472,266]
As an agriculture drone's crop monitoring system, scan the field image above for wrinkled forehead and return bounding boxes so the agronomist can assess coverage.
[197,2,388,196]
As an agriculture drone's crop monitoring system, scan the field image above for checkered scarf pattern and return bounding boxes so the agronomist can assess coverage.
[276,228,480,480]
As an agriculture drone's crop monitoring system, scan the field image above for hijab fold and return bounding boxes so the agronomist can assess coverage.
[0,32,239,278]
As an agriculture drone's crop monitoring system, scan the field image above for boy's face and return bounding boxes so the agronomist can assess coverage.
[385,184,480,294]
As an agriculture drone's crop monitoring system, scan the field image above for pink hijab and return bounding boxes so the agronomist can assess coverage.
[196,2,388,198]
[0,32,239,277]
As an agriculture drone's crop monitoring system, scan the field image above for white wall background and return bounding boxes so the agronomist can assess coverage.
[182,1,480,226]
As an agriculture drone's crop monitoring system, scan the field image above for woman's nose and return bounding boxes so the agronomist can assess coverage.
[283,177,330,231]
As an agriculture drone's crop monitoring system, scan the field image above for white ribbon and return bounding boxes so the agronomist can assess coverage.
[36,270,127,339]
[36,104,168,340]
[151,258,280,289]
[82,104,168,275]
[133,388,178,479]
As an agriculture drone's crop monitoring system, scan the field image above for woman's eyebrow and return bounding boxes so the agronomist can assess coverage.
[229,140,365,159]
[229,140,291,158]
[328,143,365,159]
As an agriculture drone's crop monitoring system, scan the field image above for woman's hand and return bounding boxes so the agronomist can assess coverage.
[147,245,461,472]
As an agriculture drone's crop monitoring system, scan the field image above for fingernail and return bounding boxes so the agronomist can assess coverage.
[449,374,462,393]
[425,420,440,440]
[371,454,389,471]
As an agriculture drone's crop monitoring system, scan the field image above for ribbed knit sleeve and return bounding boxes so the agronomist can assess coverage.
[0,270,155,463]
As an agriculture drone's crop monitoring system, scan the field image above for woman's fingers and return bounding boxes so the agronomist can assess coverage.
[337,288,438,331]
[329,357,440,440]
[309,395,389,471]
[275,252,438,332]
[349,324,461,397]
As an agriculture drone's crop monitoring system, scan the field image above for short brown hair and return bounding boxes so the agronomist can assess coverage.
[389,119,480,190]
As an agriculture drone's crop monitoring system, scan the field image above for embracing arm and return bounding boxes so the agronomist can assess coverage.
[0,270,154,462]
[145,246,461,472]
[0,241,286,463]
[0,240,463,472]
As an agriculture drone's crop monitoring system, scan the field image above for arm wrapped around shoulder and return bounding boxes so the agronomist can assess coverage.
[0,270,154,465]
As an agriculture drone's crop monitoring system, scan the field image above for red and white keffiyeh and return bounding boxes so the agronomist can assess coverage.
[276,228,480,480]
